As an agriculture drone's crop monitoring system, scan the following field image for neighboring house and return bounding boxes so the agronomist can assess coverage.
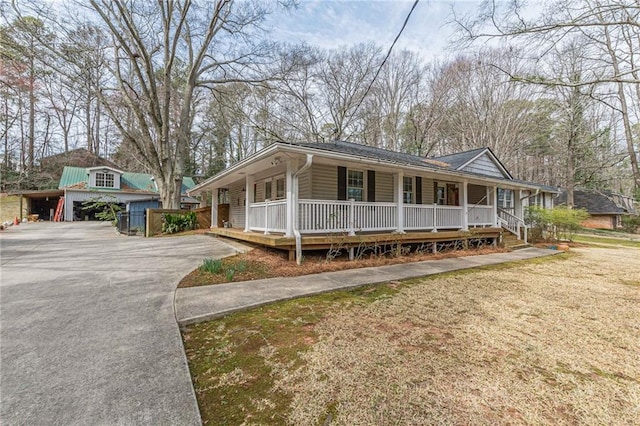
[58,166,199,221]
[557,189,638,230]
[189,141,558,259]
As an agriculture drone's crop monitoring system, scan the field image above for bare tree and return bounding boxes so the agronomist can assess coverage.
[453,0,640,193]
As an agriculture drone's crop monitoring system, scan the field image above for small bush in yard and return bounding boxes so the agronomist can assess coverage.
[621,215,640,234]
[526,206,588,241]
[200,258,223,274]
[549,206,589,240]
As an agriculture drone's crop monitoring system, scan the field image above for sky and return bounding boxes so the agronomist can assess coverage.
[264,0,486,63]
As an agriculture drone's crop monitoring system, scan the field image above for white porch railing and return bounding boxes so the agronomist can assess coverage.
[248,199,498,235]
[249,199,287,234]
[298,199,397,233]
[498,208,527,243]
[404,204,435,230]
[468,205,494,227]
[436,205,463,229]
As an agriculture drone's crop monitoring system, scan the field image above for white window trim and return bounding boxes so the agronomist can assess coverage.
[347,168,366,202]
[264,180,273,201]
[275,175,286,200]
[403,176,414,204]
[95,172,115,188]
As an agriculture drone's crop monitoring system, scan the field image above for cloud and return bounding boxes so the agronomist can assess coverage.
[264,0,480,62]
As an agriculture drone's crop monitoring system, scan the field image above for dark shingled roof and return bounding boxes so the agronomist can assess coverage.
[286,140,449,170]
[557,189,637,215]
[282,140,558,192]
[431,147,487,170]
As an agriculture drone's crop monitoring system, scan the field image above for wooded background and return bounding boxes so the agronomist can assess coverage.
[1,0,638,207]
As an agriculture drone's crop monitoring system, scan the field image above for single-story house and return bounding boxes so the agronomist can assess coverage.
[189,141,558,260]
[556,189,638,230]
[58,166,199,221]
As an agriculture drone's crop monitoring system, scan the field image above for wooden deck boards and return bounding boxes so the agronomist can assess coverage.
[209,227,502,252]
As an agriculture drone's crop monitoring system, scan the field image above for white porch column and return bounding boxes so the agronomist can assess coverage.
[285,159,298,237]
[395,171,404,233]
[211,189,218,229]
[514,189,523,219]
[244,174,254,232]
[493,186,499,227]
[461,181,468,231]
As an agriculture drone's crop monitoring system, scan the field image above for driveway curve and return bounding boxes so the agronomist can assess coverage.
[0,222,237,425]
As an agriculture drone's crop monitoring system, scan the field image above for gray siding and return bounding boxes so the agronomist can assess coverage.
[254,180,265,202]
[462,153,505,178]
[311,164,338,200]
[421,177,435,204]
[229,181,245,228]
[468,184,488,205]
[375,172,394,202]
[299,169,311,199]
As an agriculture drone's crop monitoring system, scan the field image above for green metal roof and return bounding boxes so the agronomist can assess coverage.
[181,177,196,193]
[58,166,89,189]
[59,166,195,194]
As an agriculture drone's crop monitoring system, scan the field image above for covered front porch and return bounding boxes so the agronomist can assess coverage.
[191,142,549,261]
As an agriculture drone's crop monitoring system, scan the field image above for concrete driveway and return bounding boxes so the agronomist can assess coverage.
[0,222,237,425]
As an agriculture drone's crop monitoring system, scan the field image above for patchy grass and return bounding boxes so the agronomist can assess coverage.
[573,234,640,248]
[179,244,507,288]
[183,246,640,425]
[183,283,404,425]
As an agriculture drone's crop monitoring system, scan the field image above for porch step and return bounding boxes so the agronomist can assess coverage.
[502,231,530,249]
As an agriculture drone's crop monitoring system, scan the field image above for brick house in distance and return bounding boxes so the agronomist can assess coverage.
[557,189,638,230]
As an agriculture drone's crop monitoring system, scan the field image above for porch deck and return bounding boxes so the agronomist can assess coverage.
[209,227,502,259]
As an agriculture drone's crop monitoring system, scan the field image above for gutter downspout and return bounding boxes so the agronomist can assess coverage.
[292,154,313,265]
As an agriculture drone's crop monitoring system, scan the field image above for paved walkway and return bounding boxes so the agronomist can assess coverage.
[176,247,559,326]
[1,222,237,426]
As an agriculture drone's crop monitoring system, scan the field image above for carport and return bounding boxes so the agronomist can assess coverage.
[11,190,63,221]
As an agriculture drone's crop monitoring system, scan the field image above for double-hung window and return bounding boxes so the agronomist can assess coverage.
[347,170,364,201]
[403,176,413,204]
[265,181,272,200]
[276,177,285,199]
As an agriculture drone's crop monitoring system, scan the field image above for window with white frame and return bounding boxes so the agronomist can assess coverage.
[403,176,413,204]
[347,170,364,201]
[436,185,446,205]
[95,172,115,188]
[276,177,285,199]
[265,181,272,200]
[498,189,514,209]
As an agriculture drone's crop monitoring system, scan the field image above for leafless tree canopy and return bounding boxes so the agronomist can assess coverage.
[1,0,638,201]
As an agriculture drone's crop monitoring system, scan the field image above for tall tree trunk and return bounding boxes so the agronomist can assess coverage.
[28,55,35,169]
[86,79,93,153]
[602,23,640,191]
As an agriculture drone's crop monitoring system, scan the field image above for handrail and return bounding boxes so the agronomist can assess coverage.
[498,208,528,244]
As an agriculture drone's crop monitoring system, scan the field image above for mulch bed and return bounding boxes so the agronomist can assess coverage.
[178,243,508,288]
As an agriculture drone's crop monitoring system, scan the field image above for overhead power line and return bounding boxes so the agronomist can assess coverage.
[349,0,420,124]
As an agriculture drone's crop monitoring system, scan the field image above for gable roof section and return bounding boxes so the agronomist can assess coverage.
[431,147,486,170]
[557,189,637,214]
[433,147,512,179]
[58,166,195,195]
